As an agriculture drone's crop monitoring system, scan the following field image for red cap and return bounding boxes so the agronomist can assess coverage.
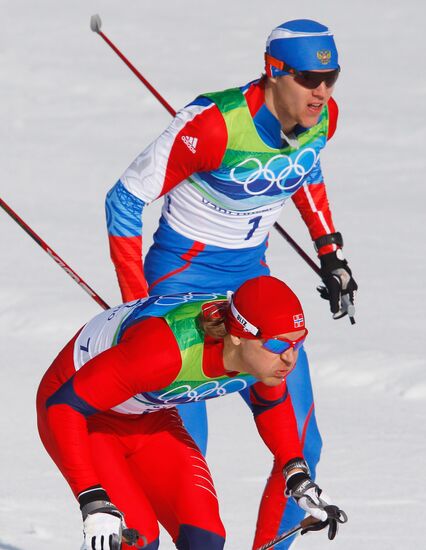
[225,276,305,339]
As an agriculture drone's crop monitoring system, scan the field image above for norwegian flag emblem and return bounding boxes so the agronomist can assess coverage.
[293,314,304,328]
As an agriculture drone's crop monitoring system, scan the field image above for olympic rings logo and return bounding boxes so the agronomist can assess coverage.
[107,293,222,322]
[152,292,222,307]
[136,378,250,406]
[230,148,319,195]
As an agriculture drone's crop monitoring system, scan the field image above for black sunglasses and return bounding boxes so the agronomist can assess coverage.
[294,69,340,89]
[265,53,340,90]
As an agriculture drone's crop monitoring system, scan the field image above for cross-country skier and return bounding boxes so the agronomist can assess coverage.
[37,276,346,550]
[105,19,357,547]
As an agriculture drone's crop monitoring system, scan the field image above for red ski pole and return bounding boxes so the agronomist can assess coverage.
[89,14,321,278]
[0,197,111,310]
[90,14,175,117]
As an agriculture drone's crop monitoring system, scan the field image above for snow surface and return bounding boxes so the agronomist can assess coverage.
[1,1,425,548]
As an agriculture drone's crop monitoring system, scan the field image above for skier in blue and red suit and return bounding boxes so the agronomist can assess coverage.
[105,19,357,548]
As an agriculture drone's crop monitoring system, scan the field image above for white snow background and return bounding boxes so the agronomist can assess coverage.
[1,1,425,548]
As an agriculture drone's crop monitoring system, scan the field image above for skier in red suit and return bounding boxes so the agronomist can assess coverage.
[37,276,346,549]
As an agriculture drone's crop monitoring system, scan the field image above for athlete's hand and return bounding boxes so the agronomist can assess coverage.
[285,473,348,540]
[317,250,357,320]
[80,500,124,550]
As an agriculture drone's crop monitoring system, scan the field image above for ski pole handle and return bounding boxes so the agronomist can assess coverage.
[122,527,148,548]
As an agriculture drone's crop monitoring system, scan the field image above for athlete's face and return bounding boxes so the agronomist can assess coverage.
[266,72,335,133]
[229,329,306,387]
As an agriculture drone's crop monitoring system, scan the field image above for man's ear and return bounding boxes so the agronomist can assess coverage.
[230,334,242,346]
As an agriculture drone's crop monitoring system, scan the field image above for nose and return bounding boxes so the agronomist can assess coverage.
[312,80,328,98]
[280,347,298,367]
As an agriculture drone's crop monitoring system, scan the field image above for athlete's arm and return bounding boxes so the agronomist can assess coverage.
[43,317,181,496]
[249,381,303,465]
[106,99,228,301]
[291,97,340,256]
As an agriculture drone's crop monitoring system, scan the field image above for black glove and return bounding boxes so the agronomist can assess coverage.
[285,472,348,540]
[317,249,358,321]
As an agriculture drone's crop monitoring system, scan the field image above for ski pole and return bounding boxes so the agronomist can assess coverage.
[89,15,321,276]
[0,197,111,310]
[90,14,175,117]
[256,515,319,550]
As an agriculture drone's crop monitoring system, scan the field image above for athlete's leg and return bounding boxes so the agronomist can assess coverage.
[252,346,322,549]
[126,408,226,549]
[285,347,322,477]
[87,414,163,549]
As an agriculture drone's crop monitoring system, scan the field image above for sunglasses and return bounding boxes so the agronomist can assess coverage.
[262,329,308,354]
[294,69,340,89]
[265,53,340,90]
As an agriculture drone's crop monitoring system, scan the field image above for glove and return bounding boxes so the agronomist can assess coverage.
[317,249,358,321]
[285,472,348,540]
[80,500,124,550]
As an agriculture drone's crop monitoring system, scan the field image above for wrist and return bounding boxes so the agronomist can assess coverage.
[314,232,344,256]
[81,500,122,522]
[282,457,310,481]
[78,485,110,510]
[285,471,311,493]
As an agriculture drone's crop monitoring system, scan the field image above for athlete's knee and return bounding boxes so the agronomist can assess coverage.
[175,524,225,549]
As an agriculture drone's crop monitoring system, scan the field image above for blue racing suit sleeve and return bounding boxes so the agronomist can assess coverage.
[106,181,149,301]
[105,180,145,237]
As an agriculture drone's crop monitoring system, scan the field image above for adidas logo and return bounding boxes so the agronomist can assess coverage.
[181,135,198,154]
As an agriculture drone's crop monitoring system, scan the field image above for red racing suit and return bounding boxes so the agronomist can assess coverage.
[37,297,303,548]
